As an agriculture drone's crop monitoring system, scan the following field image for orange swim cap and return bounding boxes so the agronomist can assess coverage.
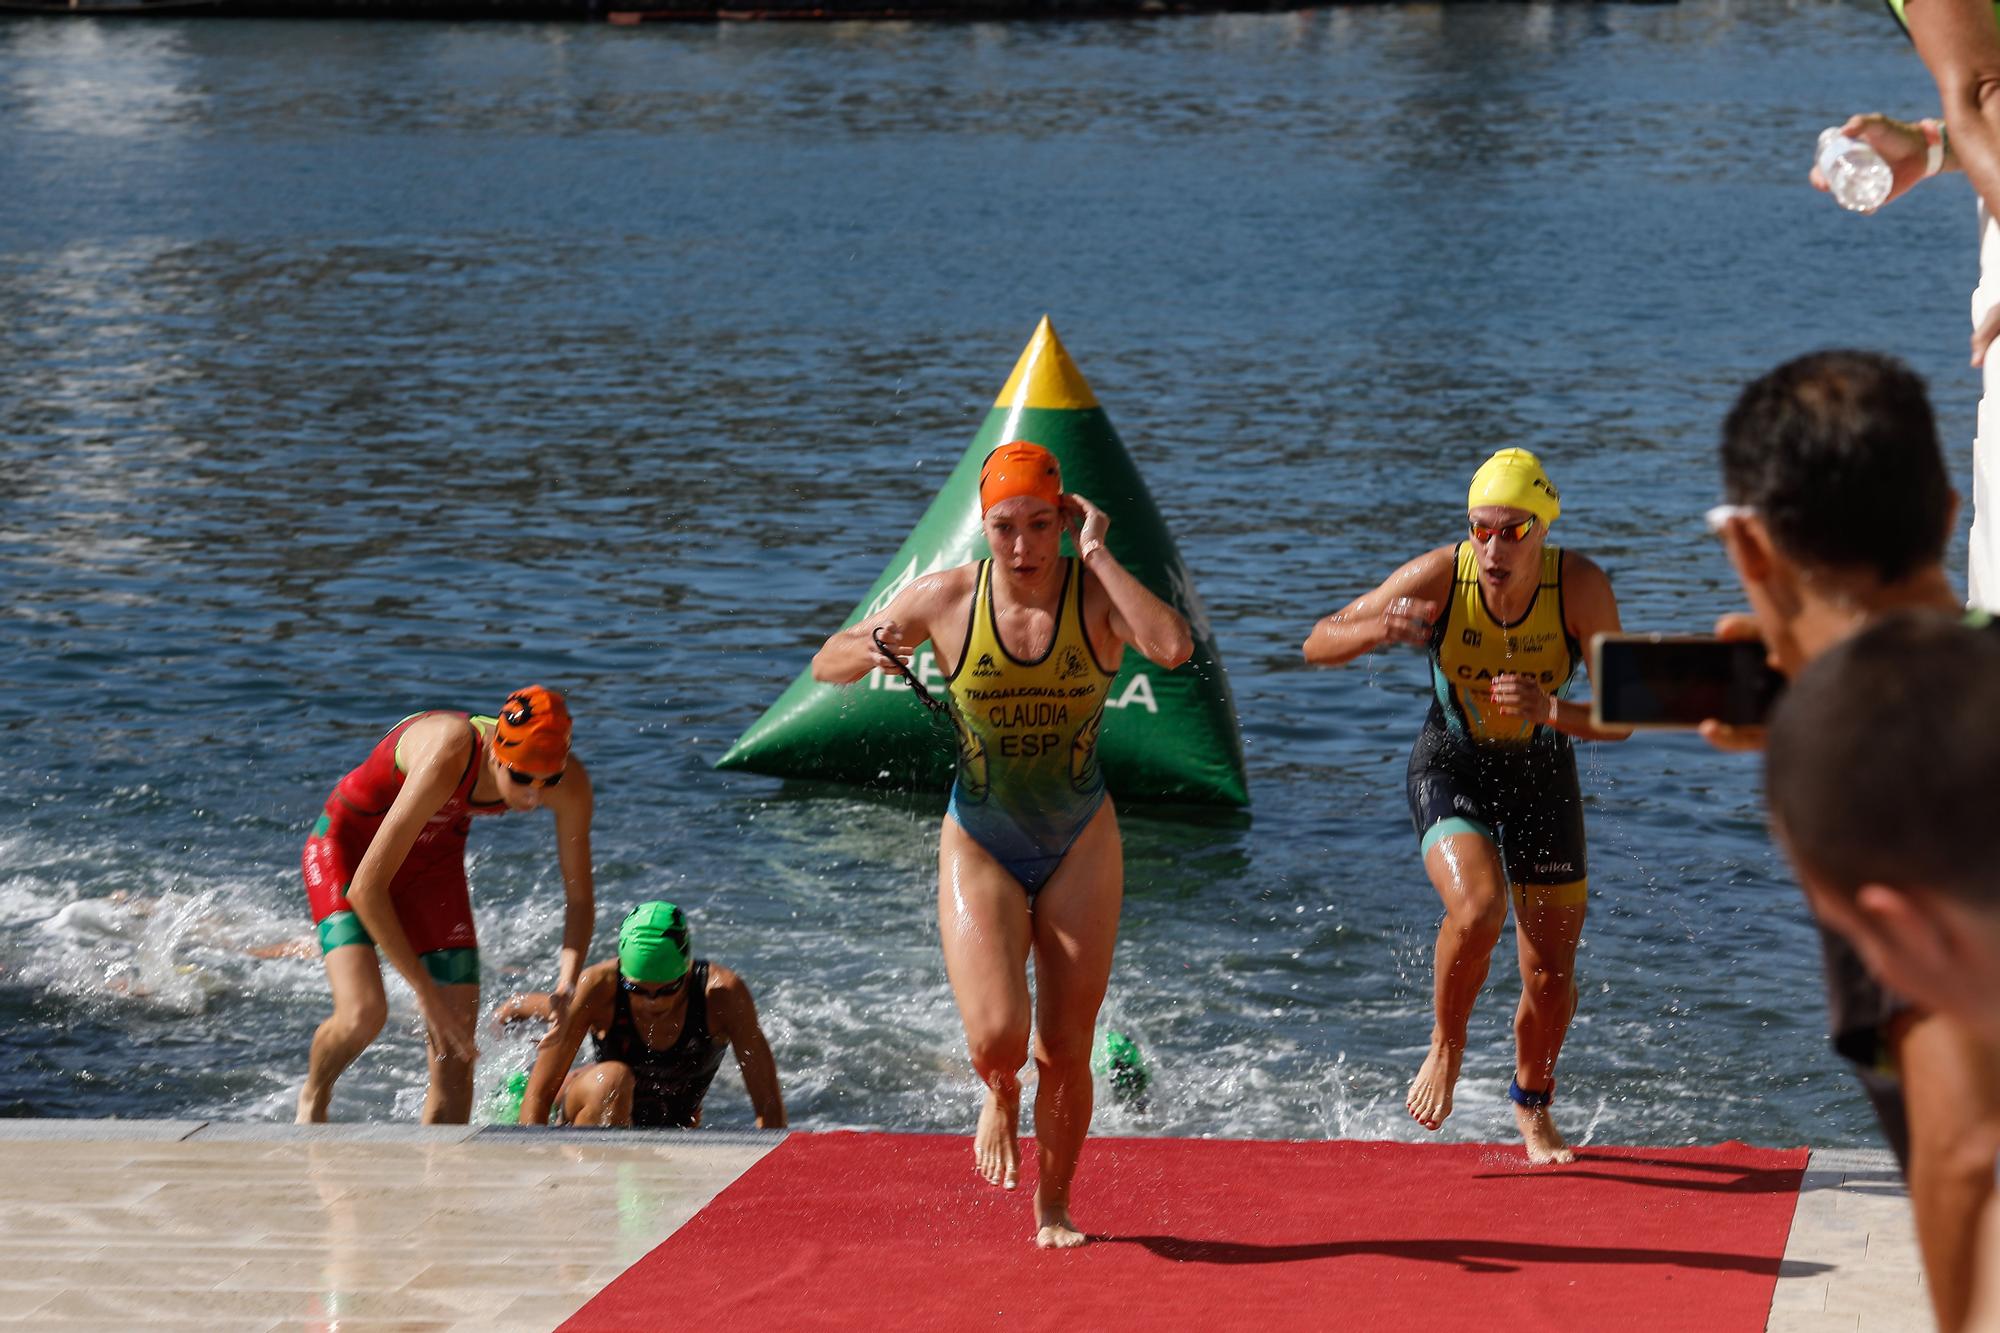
[493,685,571,774]
[979,441,1062,514]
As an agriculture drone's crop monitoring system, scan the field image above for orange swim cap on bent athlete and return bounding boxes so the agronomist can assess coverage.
[493,685,571,774]
[979,441,1063,514]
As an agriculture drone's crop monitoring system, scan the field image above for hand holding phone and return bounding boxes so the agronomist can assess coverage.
[1589,633,1786,731]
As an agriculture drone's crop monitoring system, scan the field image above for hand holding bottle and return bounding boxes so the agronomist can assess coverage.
[1811,114,1941,213]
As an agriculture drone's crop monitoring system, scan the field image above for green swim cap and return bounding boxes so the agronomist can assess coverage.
[1091,1029,1150,1103]
[618,902,691,984]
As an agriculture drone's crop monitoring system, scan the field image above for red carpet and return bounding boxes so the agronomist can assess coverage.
[561,1133,1806,1332]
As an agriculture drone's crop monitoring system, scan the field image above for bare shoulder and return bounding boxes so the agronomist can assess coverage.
[1397,545,1460,596]
[577,958,620,1018]
[902,564,978,613]
[704,963,759,1036]
[409,711,476,755]
[1559,549,1618,601]
[706,962,752,1002]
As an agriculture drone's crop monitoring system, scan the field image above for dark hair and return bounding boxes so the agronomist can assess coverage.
[1720,350,1950,582]
[1765,611,2000,908]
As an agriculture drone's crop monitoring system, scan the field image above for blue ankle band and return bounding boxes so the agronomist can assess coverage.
[1507,1077,1555,1109]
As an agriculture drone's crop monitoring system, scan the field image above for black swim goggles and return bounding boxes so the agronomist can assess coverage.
[505,766,565,789]
[622,974,688,1000]
[872,627,947,716]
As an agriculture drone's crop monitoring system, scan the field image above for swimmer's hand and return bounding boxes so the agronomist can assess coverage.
[1975,303,2000,369]
[1061,493,1112,558]
[541,984,575,1048]
[490,991,550,1034]
[1489,673,1554,723]
[1381,597,1438,648]
[1810,113,1935,209]
[871,621,920,670]
[419,989,479,1064]
[1697,612,1771,753]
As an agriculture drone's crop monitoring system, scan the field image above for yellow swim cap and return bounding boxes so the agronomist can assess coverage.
[1468,448,1560,527]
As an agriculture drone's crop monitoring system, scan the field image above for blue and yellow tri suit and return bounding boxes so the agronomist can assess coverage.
[1406,542,1589,908]
[945,558,1118,896]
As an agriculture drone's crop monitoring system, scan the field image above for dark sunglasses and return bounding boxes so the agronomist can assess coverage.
[1468,516,1537,544]
[505,766,565,789]
[622,974,688,1000]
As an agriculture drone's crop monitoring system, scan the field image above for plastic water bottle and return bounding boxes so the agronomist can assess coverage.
[1816,127,1892,215]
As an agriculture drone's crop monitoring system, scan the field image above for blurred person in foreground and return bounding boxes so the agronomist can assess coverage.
[1765,613,2000,1331]
[1707,349,2000,1331]
[1810,0,2000,608]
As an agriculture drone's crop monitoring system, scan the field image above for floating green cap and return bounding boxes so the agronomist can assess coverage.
[1091,1029,1150,1103]
[480,1068,529,1125]
[618,902,691,984]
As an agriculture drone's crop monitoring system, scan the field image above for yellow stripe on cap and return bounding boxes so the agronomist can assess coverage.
[994,316,1099,412]
[1469,448,1561,527]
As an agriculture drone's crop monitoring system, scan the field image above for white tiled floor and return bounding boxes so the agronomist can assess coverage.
[0,1124,779,1332]
[1767,1148,1928,1333]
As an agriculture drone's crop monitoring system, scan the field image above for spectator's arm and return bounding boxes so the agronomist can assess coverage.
[1896,1007,2000,1332]
[1906,0,2000,223]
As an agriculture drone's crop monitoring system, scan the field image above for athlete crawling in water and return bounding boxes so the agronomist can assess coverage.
[504,901,785,1131]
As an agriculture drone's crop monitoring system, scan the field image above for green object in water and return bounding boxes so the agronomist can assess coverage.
[486,1069,528,1123]
[1092,1029,1149,1104]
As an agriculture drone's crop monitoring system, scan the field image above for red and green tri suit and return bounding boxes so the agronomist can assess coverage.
[301,712,506,985]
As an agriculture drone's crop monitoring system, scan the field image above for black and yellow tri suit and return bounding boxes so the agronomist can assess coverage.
[945,558,1118,896]
[1406,542,1589,907]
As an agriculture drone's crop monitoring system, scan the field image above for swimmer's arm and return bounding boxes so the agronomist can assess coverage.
[492,992,554,1029]
[1090,554,1192,670]
[710,966,787,1130]
[1905,0,2000,226]
[1529,551,1630,743]
[519,964,611,1125]
[1968,1190,2000,1330]
[1303,547,1454,667]
[544,762,596,1027]
[1897,1008,2000,1332]
[809,571,953,685]
[345,718,479,1058]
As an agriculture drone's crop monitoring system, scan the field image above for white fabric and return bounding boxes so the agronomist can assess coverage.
[1972,196,2000,611]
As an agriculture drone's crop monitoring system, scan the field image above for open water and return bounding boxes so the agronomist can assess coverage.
[0,1,1976,1146]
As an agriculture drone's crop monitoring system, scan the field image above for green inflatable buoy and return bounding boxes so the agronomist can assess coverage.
[715,316,1248,807]
[1092,1029,1150,1106]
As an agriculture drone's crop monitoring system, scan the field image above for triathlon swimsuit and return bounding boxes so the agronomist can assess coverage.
[945,558,1118,896]
[1405,542,1589,906]
[301,712,507,985]
[583,961,729,1129]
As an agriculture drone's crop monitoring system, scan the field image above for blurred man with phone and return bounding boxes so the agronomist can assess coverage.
[1706,349,1999,1332]
[1765,613,2000,1332]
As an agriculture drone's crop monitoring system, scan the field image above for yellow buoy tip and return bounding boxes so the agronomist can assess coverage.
[993,317,1098,412]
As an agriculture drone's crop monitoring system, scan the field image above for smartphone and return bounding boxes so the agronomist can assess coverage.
[1589,633,1786,730]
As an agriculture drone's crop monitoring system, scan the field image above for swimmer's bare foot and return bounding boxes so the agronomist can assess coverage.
[974,1082,1020,1189]
[1515,1103,1576,1165]
[295,1080,330,1124]
[1405,1039,1462,1131]
[1035,1200,1089,1249]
